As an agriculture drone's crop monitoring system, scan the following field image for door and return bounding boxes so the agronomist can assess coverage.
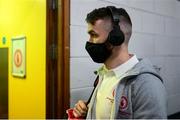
[46,0,70,118]
[0,48,8,118]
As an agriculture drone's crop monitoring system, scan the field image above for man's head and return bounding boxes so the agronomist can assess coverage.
[86,6,132,45]
[85,6,132,63]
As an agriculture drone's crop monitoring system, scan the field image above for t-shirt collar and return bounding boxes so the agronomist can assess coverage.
[95,55,139,78]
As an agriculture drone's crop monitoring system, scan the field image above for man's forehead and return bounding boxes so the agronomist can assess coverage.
[87,19,108,30]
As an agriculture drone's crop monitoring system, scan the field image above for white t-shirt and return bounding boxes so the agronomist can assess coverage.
[96,55,139,119]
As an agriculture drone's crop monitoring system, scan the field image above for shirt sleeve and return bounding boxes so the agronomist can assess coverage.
[132,73,167,119]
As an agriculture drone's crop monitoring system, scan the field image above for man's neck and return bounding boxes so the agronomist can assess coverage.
[104,46,131,70]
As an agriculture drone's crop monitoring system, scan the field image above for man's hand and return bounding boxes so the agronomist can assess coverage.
[73,100,88,118]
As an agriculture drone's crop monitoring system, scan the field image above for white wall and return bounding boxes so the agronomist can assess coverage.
[70,0,180,115]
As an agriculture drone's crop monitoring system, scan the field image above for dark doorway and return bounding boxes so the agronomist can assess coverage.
[0,48,8,119]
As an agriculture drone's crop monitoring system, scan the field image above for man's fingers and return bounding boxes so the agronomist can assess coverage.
[78,100,88,111]
[75,102,87,116]
[73,100,88,118]
[73,106,81,117]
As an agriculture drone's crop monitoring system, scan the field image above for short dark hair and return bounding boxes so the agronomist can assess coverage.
[86,6,132,26]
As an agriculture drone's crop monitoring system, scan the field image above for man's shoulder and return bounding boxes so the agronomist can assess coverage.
[130,58,163,82]
[131,72,165,99]
[129,58,164,94]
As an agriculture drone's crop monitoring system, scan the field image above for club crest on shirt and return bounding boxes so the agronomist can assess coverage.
[120,96,128,110]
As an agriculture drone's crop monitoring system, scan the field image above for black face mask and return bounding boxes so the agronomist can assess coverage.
[85,41,112,63]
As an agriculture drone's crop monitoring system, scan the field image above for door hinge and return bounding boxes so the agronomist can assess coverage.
[51,0,58,10]
[49,43,57,60]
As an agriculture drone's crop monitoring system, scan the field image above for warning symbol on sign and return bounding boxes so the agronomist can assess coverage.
[14,49,22,67]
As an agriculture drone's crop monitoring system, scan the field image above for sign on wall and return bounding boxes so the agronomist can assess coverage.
[12,36,26,78]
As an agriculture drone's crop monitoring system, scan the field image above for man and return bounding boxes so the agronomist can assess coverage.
[72,6,167,119]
